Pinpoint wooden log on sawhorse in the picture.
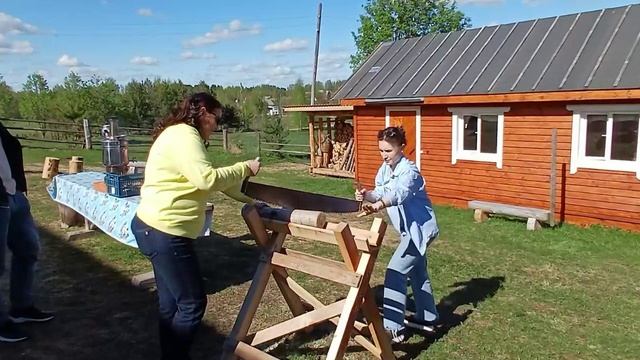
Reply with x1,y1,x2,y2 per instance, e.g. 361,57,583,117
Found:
222,204,395,360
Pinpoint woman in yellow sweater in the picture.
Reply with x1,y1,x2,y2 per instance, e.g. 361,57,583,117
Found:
131,92,260,360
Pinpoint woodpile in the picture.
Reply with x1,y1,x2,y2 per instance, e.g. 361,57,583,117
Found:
329,120,355,172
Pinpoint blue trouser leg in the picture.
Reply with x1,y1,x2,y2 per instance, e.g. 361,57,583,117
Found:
383,238,438,330
7,192,40,310
132,216,207,360
0,204,9,324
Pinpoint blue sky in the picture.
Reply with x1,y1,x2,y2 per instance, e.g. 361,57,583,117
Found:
0,0,635,89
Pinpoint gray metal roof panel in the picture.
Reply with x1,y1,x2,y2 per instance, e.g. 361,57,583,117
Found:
489,17,556,93
333,4,640,100
468,20,536,94
385,32,451,96
616,41,640,89
361,37,421,97
561,7,626,89
534,10,600,91
333,41,391,99
344,41,403,98
586,5,639,88
368,34,437,98
414,28,483,95
397,30,466,96
448,24,516,94
511,14,576,92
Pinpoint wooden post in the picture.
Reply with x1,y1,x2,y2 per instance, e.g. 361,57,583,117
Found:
82,119,92,149
42,157,60,179
257,131,261,158
68,159,83,174
549,128,557,227
308,114,315,169
222,128,228,151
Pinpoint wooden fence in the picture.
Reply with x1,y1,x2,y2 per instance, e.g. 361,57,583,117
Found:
0,117,226,151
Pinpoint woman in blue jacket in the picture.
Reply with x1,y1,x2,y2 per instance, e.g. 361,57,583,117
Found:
356,126,439,343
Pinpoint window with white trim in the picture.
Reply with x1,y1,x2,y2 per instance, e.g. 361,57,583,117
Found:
567,105,640,179
449,107,509,168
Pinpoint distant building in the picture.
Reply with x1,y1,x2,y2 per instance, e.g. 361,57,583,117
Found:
265,97,280,116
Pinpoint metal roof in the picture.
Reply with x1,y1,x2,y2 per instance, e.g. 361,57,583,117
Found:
334,4,640,100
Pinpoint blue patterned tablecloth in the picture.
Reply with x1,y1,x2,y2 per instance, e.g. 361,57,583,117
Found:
47,171,212,248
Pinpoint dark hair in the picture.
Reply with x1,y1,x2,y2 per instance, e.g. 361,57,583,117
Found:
377,126,406,147
152,92,222,141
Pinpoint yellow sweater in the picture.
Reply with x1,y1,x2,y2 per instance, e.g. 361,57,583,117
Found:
136,123,252,239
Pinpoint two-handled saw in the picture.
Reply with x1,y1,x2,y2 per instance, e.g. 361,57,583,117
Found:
240,178,361,213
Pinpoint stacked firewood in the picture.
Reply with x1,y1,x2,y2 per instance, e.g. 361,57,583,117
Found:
329,120,355,172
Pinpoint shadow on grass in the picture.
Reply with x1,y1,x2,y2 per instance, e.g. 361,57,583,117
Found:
395,276,506,359
0,227,260,360
265,276,505,359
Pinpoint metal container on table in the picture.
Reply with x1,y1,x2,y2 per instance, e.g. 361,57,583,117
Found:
101,117,129,174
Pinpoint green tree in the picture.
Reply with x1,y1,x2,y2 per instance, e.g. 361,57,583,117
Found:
122,80,153,128
262,114,289,157
0,76,19,118
288,79,307,129
350,0,470,69
52,72,87,121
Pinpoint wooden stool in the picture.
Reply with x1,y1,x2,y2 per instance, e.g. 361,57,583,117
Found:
222,204,395,360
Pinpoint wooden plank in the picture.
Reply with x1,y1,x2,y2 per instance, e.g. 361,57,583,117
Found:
361,290,395,360
333,222,360,271
272,270,307,319
271,249,362,288
287,222,370,251
65,229,96,241
422,89,640,104
222,232,286,360
234,341,279,360
326,253,374,360
249,300,346,346
130,270,155,289
549,128,557,227
468,200,551,221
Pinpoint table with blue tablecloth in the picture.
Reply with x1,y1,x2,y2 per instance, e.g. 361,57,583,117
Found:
47,171,213,287
47,171,213,248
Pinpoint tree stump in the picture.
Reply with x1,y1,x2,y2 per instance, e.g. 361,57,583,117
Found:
42,157,60,179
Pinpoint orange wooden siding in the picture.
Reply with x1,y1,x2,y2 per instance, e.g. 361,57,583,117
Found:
354,102,640,232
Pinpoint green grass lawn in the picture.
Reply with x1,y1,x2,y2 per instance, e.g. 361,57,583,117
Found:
13,148,640,359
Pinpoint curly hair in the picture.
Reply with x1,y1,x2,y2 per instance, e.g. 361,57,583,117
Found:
377,126,406,147
151,92,222,141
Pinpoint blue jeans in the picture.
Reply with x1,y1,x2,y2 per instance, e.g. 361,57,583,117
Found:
0,192,41,324
383,237,438,330
131,215,207,360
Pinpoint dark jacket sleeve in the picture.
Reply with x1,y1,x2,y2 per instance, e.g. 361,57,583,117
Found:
0,177,7,206
0,122,27,193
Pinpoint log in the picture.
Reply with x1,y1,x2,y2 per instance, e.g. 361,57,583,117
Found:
58,204,84,228
69,160,83,174
257,207,327,228
42,157,60,179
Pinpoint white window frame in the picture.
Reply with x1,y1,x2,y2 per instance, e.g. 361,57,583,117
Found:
567,104,640,180
385,106,421,170
449,107,509,169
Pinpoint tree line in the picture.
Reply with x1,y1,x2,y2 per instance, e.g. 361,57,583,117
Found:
0,72,346,132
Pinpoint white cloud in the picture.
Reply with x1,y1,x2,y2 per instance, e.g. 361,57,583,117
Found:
181,51,215,60
57,54,87,67
522,0,545,5
137,8,153,17
319,52,350,70
130,56,159,65
264,38,308,52
456,0,503,5
0,34,33,54
269,65,293,76
0,12,38,35
231,64,251,73
184,20,261,47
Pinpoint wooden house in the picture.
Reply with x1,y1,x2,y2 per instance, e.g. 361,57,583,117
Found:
333,4,640,231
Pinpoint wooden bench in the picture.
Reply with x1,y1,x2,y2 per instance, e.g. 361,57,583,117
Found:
468,200,551,230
